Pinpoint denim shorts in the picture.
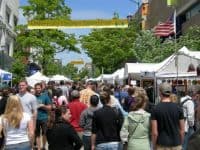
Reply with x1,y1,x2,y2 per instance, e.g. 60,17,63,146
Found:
5,142,31,150
96,142,122,150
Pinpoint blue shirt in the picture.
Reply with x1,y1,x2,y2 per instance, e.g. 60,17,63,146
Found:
36,93,51,121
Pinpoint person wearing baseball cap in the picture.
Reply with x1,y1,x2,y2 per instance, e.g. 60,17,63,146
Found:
151,82,185,150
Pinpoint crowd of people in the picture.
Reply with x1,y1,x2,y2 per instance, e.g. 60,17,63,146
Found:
0,79,200,150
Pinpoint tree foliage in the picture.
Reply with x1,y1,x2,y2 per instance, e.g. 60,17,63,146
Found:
81,26,138,73
132,31,175,63
62,63,78,80
10,51,27,84
13,0,78,77
21,0,71,20
178,26,200,51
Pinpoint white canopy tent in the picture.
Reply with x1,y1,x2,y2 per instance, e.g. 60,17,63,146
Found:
124,46,200,79
26,72,49,87
50,75,72,82
124,63,158,79
111,68,125,85
156,46,200,78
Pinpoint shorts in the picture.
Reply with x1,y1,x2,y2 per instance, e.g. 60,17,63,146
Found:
5,142,31,150
157,145,182,150
35,120,47,137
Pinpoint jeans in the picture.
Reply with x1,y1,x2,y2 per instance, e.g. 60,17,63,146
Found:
82,135,91,150
183,127,194,150
96,142,121,150
5,142,31,150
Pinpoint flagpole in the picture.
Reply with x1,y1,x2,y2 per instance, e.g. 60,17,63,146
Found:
174,8,179,96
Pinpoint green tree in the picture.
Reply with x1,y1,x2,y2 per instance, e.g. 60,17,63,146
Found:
178,26,200,50
15,0,79,76
10,51,27,84
22,0,71,20
62,63,78,80
132,30,175,63
78,67,89,79
81,27,138,73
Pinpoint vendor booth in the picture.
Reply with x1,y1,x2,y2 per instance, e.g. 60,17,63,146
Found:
0,69,12,88
50,75,72,82
124,46,200,103
26,71,49,87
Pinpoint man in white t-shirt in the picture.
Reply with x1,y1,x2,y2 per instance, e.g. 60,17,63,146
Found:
17,80,38,127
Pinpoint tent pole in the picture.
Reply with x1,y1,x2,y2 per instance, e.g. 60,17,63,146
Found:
174,9,179,96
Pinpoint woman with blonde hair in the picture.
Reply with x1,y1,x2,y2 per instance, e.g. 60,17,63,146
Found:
0,95,34,150
120,89,151,150
170,94,178,103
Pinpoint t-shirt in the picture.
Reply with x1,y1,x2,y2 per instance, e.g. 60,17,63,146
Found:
92,105,123,145
36,93,51,121
58,95,68,106
17,92,38,116
0,112,31,145
151,102,184,146
80,88,96,106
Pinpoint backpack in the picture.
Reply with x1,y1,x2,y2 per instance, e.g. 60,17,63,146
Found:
179,98,192,119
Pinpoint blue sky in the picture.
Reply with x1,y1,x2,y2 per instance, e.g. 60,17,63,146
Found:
19,0,138,66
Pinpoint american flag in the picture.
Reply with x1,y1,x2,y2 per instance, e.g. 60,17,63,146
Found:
154,11,176,37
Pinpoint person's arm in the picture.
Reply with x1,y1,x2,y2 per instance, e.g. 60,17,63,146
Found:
120,116,129,144
91,133,96,150
39,95,52,111
79,110,86,128
0,117,3,138
115,97,128,116
151,120,158,150
27,118,34,144
39,104,52,111
91,112,98,150
179,119,185,144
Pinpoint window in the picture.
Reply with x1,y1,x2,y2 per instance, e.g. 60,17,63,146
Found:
5,43,10,55
14,16,18,27
6,6,11,24
185,3,200,20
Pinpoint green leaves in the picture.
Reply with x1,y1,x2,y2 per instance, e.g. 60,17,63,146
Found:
14,0,78,77
81,27,137,73
21,0,71,20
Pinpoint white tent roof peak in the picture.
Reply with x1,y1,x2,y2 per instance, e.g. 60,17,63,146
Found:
178,46,200,60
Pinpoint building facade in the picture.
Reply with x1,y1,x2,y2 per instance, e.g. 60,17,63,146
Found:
145,0,200,34
0,0,19,69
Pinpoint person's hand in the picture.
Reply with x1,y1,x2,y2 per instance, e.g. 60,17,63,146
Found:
38,104,44,108
91,145,95,150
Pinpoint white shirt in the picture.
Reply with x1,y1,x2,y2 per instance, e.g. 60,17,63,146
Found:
0,112,31,145
180,95,195,132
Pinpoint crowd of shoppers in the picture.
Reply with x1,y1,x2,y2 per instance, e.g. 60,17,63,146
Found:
1,79,200,150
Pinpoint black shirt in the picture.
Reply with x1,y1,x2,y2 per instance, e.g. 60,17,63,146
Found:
92,105,123,145
46,120,82,150
151,102,184,146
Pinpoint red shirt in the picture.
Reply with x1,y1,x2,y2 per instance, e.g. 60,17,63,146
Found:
68,99,87,132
